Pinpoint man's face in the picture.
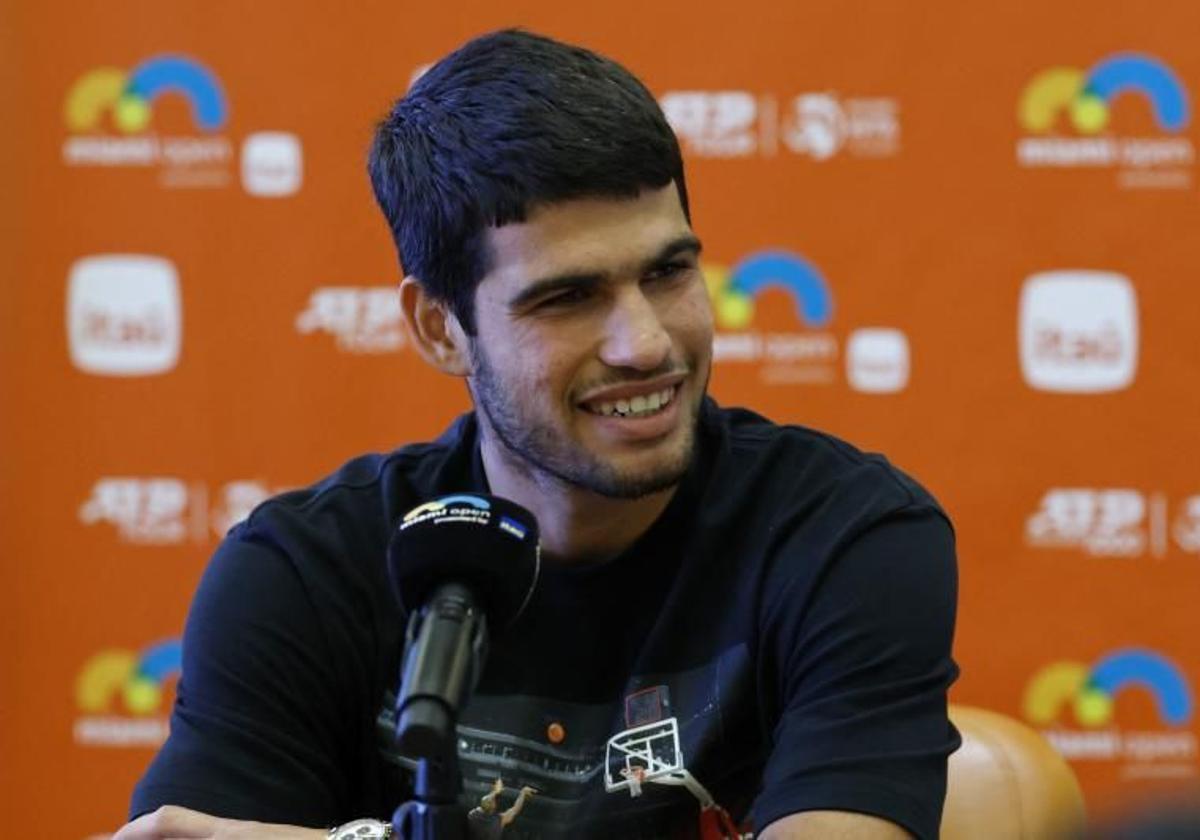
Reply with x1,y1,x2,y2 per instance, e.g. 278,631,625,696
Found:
466,183,713,499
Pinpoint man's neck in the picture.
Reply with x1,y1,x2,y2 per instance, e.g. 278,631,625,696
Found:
478,435,676,565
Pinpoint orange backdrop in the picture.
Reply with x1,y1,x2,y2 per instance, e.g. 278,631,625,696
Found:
4,1,1200,835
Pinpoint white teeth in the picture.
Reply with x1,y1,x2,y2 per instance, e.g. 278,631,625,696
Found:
587,386,676,417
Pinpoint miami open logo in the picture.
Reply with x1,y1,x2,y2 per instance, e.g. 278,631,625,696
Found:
74,639,182,747
1023,648,1197,772
65,55,228,136
1016,52,1194,188
62,53,302,194
704,250,908,392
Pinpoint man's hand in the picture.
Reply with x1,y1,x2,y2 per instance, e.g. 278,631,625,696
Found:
113,805,328,840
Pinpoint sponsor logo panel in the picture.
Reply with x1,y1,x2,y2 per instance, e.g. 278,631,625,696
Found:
1019,271,1138,394
704,250,909,392
661,90,900,161
67,255,182,377
1023,648,1197,778
296,286,406,353
79,478,285,545
74,639,181,748
1016,52,1194,189
1025,489,1200,558
63,53,302,195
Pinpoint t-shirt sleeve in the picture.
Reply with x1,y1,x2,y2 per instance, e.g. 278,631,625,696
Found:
751,506,961,840
129,526,355,826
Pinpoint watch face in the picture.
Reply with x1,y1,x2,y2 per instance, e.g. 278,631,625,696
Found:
330,818,391,839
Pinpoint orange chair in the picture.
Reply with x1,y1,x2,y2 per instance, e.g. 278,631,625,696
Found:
941,705,1086,839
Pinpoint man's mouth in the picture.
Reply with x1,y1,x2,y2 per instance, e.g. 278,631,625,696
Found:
580,385,677,418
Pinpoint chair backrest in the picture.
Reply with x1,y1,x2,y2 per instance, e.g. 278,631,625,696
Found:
941,705,1086,839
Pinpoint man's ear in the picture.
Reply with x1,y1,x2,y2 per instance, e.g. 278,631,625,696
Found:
399,276,471,376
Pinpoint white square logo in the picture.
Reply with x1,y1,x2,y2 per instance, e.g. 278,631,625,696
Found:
241,131,303,197
67,255,181,376
1019,271,1138,393
846,328,909,393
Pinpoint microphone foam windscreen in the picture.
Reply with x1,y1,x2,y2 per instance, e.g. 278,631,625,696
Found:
387,493,540,630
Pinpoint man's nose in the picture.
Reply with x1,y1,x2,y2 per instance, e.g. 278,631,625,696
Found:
598,286,671,371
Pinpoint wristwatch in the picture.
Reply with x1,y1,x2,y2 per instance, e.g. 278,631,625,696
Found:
327,818,394,839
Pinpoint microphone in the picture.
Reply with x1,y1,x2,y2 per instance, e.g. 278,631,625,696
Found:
387,493,540,761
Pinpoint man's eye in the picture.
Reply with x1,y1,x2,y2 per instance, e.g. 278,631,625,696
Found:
646,261,693,282
538,288,590,308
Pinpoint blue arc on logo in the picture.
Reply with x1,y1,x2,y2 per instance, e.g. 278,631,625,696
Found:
128,55,228,132
729,251,833,328
138,639,183,682
434,494,490,509
1085,53,1190,132
1091,648,1193,725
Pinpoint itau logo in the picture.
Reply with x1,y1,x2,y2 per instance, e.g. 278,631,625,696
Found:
1016,52,1193,188
67,255,182,377
1023,648,1196,772
74,639,181,747
63,54,301,194
704,250,909,391
1019,271,1138,394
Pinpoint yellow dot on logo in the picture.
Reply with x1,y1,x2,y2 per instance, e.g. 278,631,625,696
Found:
717,291,754,330
1070,93,1109,135
123,676,162,715
114,94,151,133
1074,687,1113,727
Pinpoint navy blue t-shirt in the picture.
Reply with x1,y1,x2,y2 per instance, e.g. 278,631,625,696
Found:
131,400,960,838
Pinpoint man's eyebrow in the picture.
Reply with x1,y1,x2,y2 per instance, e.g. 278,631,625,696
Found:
645,234,704,268
506,234,705,312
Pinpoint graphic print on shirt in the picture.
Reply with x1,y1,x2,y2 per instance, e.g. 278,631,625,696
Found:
375,647,759,839
605,686,751,839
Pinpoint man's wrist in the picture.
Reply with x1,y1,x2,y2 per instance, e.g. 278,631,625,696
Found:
327,818,393,839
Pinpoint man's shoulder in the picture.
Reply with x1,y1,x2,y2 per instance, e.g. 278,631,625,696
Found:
703,401,942,518
231,411,480,551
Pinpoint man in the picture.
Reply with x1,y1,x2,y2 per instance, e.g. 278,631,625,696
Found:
116,29,959,840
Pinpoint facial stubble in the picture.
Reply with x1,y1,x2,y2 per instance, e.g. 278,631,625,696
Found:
468,340,702,499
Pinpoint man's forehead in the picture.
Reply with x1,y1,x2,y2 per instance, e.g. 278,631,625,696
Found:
479,185,693,287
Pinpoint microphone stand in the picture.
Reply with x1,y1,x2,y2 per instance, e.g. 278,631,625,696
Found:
391,584,488,839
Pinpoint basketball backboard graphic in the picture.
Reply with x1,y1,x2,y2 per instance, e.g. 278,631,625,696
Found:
604,717,683,795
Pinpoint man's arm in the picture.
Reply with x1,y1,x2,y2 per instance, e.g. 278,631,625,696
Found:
113,805,325,840
129,523,364,824
752,506,960,839
760,810,912,839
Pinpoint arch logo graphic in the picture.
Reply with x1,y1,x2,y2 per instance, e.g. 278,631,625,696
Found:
1016,52,1194,189
705,251,833,332
1024,648,1197,768
62,54,302,194
65,55,228,135
74,639,181,747
703,250,909,392
1019,54,1189,136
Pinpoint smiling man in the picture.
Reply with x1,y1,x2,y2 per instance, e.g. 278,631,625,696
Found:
117,29,959,840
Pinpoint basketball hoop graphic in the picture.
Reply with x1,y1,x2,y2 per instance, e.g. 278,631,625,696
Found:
603,717,718,807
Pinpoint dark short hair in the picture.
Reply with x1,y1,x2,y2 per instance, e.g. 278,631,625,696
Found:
367,28,690,334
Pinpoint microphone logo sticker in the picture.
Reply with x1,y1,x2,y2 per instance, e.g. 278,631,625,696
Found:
499,516,528,540
401,494,492,529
